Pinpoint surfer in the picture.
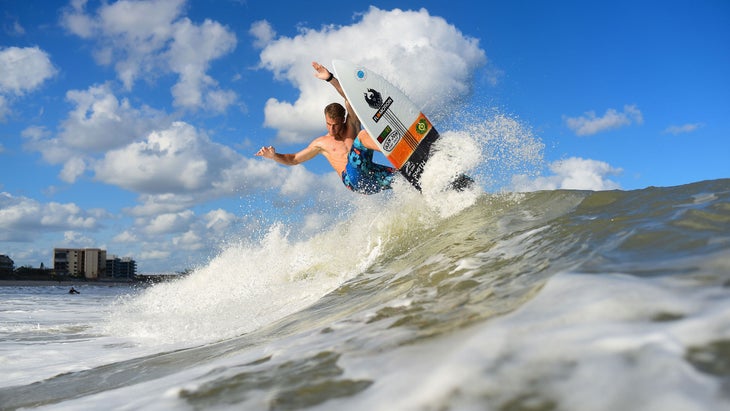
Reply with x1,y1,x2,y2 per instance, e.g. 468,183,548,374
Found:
255,62,395,194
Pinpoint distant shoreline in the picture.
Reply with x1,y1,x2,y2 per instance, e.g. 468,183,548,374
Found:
0,279,138,287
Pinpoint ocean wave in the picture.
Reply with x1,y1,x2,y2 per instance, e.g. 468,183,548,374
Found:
3,179,729,410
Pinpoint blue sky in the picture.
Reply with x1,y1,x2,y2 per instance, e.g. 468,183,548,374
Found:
1,0,728,272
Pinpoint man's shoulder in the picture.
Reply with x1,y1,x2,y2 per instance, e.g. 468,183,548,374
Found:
311,134,350,152
309,135,333,150
311,134,331,144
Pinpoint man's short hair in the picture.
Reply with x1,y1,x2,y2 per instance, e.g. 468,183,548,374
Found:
324,103,346,122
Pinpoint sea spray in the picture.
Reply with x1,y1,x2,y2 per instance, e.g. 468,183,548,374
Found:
437,106,546,191
105,223,366,345
105,189,458,346
414,108,546,217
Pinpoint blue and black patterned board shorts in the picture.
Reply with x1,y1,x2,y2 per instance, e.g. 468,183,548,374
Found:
341,137,396,194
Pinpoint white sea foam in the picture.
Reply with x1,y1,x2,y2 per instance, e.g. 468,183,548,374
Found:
103,182,459,346
105,224,365,345
418,131,482,218
0,286,144,388
339,272,730,411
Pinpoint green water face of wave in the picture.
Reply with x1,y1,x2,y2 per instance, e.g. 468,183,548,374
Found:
340,179,730,342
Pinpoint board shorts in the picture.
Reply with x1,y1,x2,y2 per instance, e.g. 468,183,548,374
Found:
341,137,396,194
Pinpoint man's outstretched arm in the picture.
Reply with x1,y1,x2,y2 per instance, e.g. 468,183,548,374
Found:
312,61,361,131
312,61,346,98
255,143,320,166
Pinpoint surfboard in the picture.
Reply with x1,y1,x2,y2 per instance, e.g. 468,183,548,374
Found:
333,60,471,191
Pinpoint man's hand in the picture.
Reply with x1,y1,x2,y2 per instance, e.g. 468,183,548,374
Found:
312,61,332,81
255,145,276,159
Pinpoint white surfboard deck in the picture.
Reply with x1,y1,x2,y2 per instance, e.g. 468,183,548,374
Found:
333,60,441,190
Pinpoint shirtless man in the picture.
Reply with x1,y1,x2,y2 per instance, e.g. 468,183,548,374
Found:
255,62,395,194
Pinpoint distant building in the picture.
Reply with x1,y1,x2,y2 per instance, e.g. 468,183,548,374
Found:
106,255,137,279
0,254,14,275
53,248,107,280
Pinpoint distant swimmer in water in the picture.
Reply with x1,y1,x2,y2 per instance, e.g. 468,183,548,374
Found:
69,287,80,294
255,61,395,194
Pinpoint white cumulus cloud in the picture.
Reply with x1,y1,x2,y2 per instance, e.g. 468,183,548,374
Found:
91,120,283,214
60,84,166,151
564,105,643,136
0,192,102,241
663,123,703,135
0,46,56,95
142,210,195,235
256,6,488,143
0,95,8,121
0,46,56,120
204,209,238,234
95,121,228,193
511,157,622,192
112,230,138,243
61,0,237,112
22,84,168,183
249,20,276,49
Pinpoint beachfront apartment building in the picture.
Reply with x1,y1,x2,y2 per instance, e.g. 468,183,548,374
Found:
0,254,14,275
106,255,137,279
53,248,107,280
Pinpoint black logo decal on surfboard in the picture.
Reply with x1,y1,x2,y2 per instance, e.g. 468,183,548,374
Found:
372,96,393,123
364,88,383,109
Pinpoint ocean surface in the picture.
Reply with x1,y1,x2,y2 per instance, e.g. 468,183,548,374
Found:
1,174,729,410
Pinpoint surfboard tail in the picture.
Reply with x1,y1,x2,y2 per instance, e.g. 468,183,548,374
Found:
397,126,440,190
